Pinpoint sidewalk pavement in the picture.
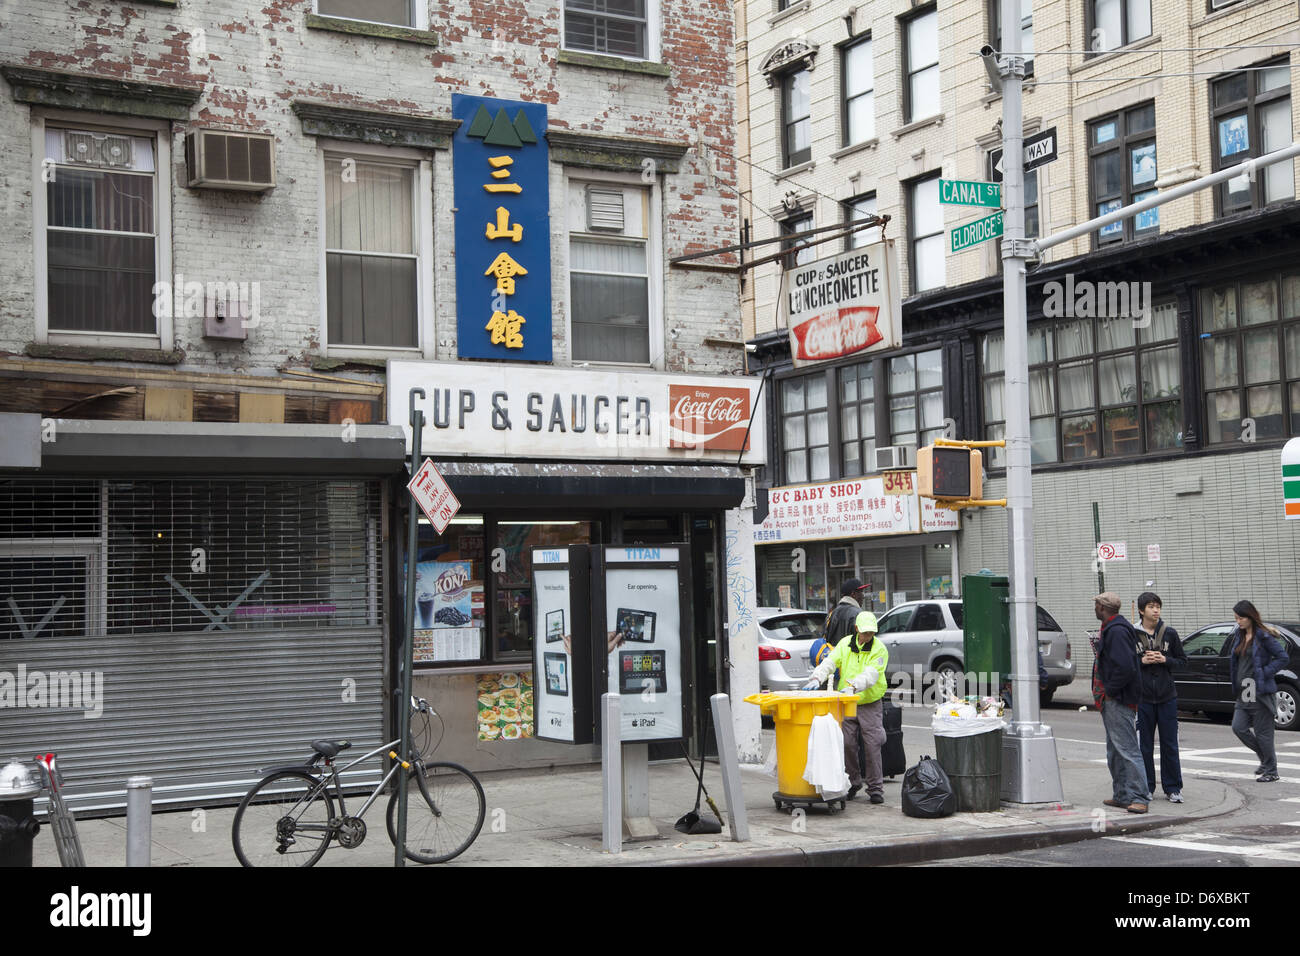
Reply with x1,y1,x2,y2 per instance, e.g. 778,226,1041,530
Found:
32,716,1244,868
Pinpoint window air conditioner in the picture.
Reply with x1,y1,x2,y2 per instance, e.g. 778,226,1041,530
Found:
873,445,914,472
828,546,852,568
185,129,276,192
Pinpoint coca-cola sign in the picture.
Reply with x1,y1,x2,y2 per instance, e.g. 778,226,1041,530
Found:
780,240,902,367
668,385,752,450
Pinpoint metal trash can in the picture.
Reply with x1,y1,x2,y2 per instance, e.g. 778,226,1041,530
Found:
935,727,1003,812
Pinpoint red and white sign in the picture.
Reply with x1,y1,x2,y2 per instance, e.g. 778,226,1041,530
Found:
1147,544,1160,562
1097,541,1128,562
408,458,461,534
780,240,902,368
754,476,958,544
668,384,751,450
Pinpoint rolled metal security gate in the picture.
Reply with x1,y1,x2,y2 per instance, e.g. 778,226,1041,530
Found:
0,477,386,814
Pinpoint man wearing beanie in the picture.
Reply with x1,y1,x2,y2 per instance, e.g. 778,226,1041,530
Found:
1092,591,1147,814
824,577,869,648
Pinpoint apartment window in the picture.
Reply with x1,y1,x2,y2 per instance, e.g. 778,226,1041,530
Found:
324,155,419,349
781,68,812,167
1201,271,1300,444
889,349,944,449
780,212,816,269
782,374,830,483
982,306,1182,465
839,361,876,476
1212,60,1293,215
842,36,874,145
563,0,648,59
903,8,940,123
1089,103,1157,246
43,125,160,339
843,194,881,250
990,0,1033,75
1088,0,1151,54
317,0,415,27
570,181,653,364
908,175,945,293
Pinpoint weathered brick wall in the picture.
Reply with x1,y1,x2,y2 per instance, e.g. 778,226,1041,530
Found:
0,0,741,375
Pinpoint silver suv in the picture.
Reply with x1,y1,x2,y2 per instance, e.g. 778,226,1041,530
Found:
875,598,1075,705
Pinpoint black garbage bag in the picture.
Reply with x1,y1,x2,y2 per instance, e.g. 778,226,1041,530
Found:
901,755,958,819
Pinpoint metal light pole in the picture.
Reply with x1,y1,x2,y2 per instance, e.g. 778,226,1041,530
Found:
995,0,1063,803
395,387,425,866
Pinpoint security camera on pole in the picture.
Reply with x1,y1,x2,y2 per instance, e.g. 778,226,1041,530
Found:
983,8,1065,804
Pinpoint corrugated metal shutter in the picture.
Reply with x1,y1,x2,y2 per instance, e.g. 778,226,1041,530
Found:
0,477,385,815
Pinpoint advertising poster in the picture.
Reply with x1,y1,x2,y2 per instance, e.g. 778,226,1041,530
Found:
476,672,533,741
605,547,683,741
414,560,482,663
532,549,575,742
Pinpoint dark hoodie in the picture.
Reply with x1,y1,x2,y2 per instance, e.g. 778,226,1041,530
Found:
1136,620,1186,705
1099,613,1142,707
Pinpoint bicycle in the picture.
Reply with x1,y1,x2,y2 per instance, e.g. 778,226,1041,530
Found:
231,697,485,867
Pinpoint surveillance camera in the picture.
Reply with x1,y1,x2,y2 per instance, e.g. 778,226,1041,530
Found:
979,45,1003,93
744,343,758,353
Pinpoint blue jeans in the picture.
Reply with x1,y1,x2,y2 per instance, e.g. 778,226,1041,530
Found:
1137,698,1183,795
1102,698,1147,805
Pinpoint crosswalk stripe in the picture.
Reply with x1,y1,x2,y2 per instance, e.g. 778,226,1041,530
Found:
1282,797,1300,803
1105,835,1300,862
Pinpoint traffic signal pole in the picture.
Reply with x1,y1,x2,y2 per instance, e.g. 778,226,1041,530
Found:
995,1,1064,803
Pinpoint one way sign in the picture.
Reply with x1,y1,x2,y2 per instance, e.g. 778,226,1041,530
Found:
990,126,1058,183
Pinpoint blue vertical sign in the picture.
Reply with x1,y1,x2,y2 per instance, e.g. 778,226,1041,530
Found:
452,94,551,362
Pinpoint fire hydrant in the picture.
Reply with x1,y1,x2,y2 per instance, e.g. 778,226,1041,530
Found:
0,759,41,867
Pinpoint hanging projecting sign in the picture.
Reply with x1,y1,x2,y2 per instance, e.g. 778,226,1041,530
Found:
778,240,903,368
452,94,551,362
387,360,767,465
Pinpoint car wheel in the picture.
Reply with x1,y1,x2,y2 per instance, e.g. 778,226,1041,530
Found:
1274,681,1299,732
933,659,963,700
1039,686,1055,707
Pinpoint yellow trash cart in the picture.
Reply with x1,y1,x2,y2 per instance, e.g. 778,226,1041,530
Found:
745,691,859,813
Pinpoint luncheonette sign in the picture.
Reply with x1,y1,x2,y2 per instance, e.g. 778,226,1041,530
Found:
387,361,766,465
754,476,959,543
779,240,902,368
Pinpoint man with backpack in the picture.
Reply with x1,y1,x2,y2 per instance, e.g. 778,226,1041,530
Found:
1092,591,1147,814
824,578,869,648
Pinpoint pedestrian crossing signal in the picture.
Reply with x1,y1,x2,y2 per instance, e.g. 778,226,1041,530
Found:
917,445,983,500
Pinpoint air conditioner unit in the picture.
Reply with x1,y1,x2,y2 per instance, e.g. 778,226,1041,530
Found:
874,445,914,472
185,129,276,192
828,546,852,568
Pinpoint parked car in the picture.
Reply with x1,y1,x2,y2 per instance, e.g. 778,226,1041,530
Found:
1175,621,1300,731
756,606,825,691
873,598,1075,705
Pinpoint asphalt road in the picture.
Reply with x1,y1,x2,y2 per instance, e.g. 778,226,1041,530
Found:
921,685,1300,867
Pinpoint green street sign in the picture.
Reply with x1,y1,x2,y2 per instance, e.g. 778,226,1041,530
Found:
940,179,1001,207
951,211,1004,253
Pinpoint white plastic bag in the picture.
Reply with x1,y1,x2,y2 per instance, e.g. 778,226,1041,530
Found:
803,713,850,799
931,715,1007,737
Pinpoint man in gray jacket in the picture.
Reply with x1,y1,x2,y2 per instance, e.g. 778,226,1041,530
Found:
824,578,868,647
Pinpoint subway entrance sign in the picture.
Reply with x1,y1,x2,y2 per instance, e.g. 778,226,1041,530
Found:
951,210,1004,253
940,179,1001,208
1284,437,1300,518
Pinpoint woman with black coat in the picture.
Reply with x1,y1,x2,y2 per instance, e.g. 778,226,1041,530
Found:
1227,600,1290,783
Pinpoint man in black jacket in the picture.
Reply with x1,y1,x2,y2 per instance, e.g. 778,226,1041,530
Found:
824,578,868,647
1094,592,1148,814
1135,591,1186,803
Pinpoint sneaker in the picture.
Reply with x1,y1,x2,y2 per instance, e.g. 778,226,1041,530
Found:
1255,765,1265,775
869,793,884,805
847,783,862,800
1126,802,1149,814
1168,792,1183,804
1147,792,1155,802
1257,773,1280,783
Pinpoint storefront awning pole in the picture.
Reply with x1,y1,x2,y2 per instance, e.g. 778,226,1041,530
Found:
395,387,426,867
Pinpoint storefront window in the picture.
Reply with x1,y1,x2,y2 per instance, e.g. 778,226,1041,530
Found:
803,545,828,612
492,520,593,661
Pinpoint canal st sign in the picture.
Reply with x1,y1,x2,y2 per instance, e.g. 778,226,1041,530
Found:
778,240,903,368
940,179,1001,208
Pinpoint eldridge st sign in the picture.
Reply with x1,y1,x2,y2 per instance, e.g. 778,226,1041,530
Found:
778,240,903,367
387,361,766,464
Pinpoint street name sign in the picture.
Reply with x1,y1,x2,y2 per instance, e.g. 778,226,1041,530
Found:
990,127,1059,183
951,210,1004,252
940,179,1001,207
408,457,461,533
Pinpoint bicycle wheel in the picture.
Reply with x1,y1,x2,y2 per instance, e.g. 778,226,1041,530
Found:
386,761,486,864
232,770,335,868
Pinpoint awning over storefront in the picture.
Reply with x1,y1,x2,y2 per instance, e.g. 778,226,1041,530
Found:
22,420,408,475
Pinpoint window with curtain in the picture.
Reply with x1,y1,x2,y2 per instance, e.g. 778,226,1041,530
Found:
903,8,940,122
842,35,874,145
843,194,880,250
839,361,876,476
318,0,413,27
781,67,812,167
563,0,648,59
1088,0,1151,54
1212,60,1293,215
45,127,158,336
889,349,944,449
1201,270,1300,444
782,373,830,483
981,326,1057,466
324,156,418,348
780,212,816,269
1089,103,1157,246
569,181,651,364
909,175,945,293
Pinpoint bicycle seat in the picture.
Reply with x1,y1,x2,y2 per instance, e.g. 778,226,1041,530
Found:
310,739,351,758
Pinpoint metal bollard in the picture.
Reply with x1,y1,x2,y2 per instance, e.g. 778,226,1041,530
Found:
601,693,621,854
126,775,153,867
0,760,41,868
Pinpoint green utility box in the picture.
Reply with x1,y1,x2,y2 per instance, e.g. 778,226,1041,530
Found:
962,573,1011,677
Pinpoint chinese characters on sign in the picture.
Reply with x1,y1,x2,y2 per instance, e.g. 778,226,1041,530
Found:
453,95,551,361
754,476,958,543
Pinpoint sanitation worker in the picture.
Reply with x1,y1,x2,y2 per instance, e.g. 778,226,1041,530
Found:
804,611,890,803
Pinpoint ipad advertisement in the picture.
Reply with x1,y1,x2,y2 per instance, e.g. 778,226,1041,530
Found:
605,548,683,742
532,551,575,742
